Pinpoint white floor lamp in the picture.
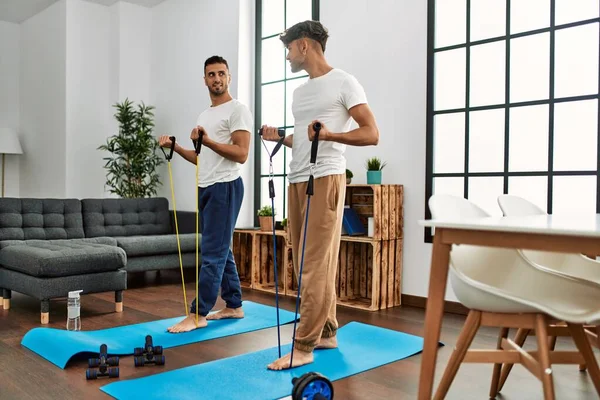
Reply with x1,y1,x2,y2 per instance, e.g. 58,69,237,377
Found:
0,128,23,198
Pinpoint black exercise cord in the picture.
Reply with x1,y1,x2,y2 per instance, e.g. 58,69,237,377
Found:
290,122,321,368
258,127,286,358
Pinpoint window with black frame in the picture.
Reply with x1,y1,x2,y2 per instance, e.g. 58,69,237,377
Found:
425,0,600,240
254,0,319,226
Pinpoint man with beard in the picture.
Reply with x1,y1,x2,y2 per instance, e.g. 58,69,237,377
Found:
261,21,379,369
158,55,253,333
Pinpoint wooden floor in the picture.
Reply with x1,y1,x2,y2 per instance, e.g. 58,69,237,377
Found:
1,269,598,400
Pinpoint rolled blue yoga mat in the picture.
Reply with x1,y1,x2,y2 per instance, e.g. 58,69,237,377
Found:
21,301,298,369
100,321,427,400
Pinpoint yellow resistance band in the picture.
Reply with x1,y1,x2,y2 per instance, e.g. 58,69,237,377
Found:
167,161,188,317
195,157,200,326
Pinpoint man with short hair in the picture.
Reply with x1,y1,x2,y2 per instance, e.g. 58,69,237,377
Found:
262,21,380,369
159,55,253,333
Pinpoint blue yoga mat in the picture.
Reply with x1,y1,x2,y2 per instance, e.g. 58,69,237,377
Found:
100,321,425,400
21,301,297,369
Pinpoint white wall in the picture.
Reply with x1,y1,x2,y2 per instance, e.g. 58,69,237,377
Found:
65,0,111,198
19,0,67,198
0,21,20,197
321,1,453,300
151,0,254,227
109,2,152,104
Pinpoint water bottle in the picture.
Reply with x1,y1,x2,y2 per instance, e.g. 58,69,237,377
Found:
67,290,83,331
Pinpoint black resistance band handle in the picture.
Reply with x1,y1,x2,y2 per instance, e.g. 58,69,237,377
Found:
259,128,286,159
160,136,176,161
192,131,203,155
306,122,322,196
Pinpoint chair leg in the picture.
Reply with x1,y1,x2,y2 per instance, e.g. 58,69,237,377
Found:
0,288,3,309
489,327,509,398
3,289,11,310
115,290,123,313
498,327,530,392
433,310,482,400
535,314,555,400
41,300,49,325
568,323,600,396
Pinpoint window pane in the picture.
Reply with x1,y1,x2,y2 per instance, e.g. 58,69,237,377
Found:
510,33,549,103
468,177,504,216
469,109,505,172
555,24,599,98
262,37,285,83
433,177,464,197
553,176,597,214
286,77,308,127
511,0,550,34
259,136,286,176
508,176,548,213
260,176,285,220
470,0,505,42
556,0,599,25
470,41,505,107
434,48,466,111
261,82,285,128
509,105,549,171
286,0,311,29
262,0,284,37
434,113,465,173
553,100,598,171
435,0,466,48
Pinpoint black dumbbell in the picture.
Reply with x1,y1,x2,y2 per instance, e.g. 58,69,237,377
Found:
134,335,166,367
86,344,119,380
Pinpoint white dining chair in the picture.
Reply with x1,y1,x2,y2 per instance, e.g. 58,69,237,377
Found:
429,194,600,399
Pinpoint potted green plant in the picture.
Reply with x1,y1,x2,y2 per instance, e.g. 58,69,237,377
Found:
281,217,288,233
365,157,387,184
257,205,275,231
98,98,164,198
346,168,353,185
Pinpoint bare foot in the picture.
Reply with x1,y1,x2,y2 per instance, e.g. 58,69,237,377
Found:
167,315,207,333
267,349,314,370
315,336,337,349
206,307,244,320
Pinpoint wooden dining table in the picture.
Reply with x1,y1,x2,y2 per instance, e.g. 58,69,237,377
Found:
417,213,600,399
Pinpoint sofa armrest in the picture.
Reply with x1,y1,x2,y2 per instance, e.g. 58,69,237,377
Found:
170,210,201,235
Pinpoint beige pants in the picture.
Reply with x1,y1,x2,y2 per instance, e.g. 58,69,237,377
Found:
288,173,345,352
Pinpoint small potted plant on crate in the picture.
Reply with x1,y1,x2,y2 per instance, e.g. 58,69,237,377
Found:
365,157,387,184
281,218,288,233
257,205,275,231
346,168,353,184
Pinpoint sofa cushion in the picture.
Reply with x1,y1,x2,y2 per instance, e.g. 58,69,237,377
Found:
0,237,117,250
115,234,200,257
0,240,126,278
0,198,84,241
82,198,172,238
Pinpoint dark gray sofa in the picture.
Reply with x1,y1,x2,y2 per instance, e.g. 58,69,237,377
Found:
0,197,201,324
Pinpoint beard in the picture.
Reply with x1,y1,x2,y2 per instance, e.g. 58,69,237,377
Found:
209,83,227,96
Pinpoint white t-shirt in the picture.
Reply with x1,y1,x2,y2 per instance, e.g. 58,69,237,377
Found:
195,99,253,188
288,68,368,183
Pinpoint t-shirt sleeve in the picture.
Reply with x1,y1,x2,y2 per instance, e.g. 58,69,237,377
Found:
341,75,368,110
230,103,254,133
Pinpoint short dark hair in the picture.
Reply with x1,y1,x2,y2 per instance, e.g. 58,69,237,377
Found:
279,20,329,52
204,55,229,73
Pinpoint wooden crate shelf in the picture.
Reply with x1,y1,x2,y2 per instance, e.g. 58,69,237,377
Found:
345,184,403,240
232,184,403,312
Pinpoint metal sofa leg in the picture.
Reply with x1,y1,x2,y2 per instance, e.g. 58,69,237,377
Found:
115,290,123,313
41,299,49,324
3,289,11,310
